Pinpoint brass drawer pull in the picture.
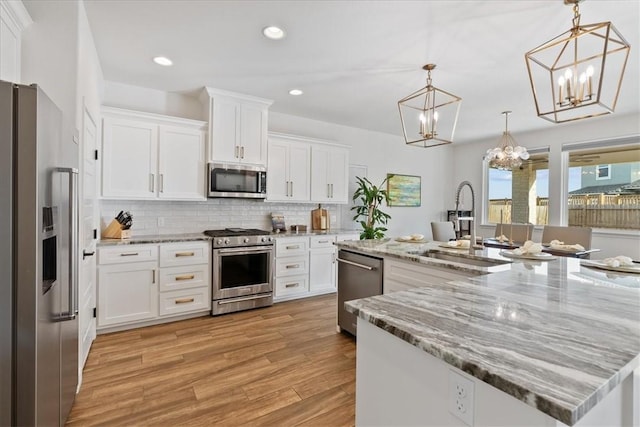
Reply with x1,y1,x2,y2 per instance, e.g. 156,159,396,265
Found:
285,283,299,288
285,245,300,250
285,264,300,269
175,252,195,257
175,298,195,304
120,252,139,257
175,274,195,281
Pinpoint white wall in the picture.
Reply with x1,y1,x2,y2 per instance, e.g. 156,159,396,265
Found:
451,112,640,259
76,0,103,128
102,81,203,120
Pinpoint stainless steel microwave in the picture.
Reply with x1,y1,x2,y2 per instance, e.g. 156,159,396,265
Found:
208,163,267,198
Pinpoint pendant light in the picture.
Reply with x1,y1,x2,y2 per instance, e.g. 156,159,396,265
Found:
525,0,631,123
398,64,462,148
485,111,529,171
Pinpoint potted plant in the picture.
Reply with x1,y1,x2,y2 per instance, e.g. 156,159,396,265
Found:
351,176,392,239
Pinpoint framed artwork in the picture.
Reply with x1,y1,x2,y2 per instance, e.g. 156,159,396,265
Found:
387,174,421,207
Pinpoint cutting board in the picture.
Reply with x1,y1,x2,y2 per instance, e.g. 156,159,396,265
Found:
311,206,328,230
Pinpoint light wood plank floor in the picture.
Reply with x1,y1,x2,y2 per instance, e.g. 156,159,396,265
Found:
67,294,356,426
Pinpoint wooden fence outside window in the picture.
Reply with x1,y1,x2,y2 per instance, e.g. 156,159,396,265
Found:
488,194,640,229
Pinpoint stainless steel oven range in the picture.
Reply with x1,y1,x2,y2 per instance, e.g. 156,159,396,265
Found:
204,228,274,315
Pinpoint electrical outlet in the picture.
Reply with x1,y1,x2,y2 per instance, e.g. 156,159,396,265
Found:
157,217,165,227
449,370,474,426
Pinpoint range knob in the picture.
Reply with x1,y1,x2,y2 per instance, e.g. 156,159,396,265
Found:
224,238,230,245
268,237,273,242
261,237,267,242
244,237,250,243
216,239,223,245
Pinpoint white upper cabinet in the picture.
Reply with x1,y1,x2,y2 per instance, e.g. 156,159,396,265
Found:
0,0,32,83
200,87,272,165
158,125,206,200
102,117,158,199
310,144,349,203
266,134,311,202
101,107,206,200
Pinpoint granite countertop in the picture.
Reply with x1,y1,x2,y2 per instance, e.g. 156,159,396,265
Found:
341,239,640,425
97,233,212,246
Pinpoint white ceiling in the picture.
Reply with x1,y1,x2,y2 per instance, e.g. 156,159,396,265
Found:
84,0,639,143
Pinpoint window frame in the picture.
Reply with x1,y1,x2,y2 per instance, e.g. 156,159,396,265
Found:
561,136,640,229
481,146,550,225
595,164,612,180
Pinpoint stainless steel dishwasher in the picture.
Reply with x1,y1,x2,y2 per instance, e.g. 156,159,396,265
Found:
337,249,383,336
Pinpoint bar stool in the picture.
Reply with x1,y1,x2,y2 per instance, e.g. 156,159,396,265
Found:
494,223,534,244
431,221,456,241
541,225,592,250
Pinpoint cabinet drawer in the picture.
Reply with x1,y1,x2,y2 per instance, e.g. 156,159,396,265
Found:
310,235,336,248
159,287,210,316
275,238,308,257
275,275,309,297
275,256,308,277
159,264,209,292
98,244,158,265
159,242,209,267
336,234,360,242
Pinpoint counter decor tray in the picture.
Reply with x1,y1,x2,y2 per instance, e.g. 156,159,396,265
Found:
580,260,640,274
499,250,557,261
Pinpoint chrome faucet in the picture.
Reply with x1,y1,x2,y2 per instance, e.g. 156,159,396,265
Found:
454,181,476,255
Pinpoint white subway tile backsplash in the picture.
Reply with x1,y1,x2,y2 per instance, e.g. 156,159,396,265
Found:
101,199,342,236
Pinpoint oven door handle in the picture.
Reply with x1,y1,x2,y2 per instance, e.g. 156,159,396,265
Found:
217,246,273,254
217,294,272,305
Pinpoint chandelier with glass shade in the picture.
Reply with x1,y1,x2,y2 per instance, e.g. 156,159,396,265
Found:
397,64,462,148
524,0,631,123
486,111,529,171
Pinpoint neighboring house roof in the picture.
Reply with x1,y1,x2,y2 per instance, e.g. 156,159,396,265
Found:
621,179,640,192
569,183,630,195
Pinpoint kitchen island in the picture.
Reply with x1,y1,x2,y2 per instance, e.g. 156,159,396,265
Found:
337,239,640,426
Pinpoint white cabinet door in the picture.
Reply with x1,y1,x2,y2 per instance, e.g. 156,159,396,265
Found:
288,143,311,202
327,147,349,203
211,97,240,163
102,117,158,199
310,144,349,203
309,247,337,293
97,261,158,327
310,145,330,202
239,103,267,165
158,125,205,200
266,140,290,201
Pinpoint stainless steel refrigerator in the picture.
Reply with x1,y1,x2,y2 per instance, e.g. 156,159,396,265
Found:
0,80,79,426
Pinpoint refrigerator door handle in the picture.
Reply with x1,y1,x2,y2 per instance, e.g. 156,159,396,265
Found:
54,167,79,321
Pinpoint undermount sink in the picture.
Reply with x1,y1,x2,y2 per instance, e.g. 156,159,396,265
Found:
418,249,512,268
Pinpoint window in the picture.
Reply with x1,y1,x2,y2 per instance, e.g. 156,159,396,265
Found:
485,149,549,225
595,164,611,180
565,141,640,230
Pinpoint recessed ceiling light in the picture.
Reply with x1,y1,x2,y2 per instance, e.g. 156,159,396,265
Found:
263,26,285,40
288,89,303,96
153,56,173,66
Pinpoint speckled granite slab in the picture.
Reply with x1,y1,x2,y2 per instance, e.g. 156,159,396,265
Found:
345,251,640,425
97,233,212,246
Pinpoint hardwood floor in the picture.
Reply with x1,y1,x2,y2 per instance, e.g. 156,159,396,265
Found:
66,294,356,426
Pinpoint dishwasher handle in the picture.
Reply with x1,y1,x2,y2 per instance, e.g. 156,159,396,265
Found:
337,257,375,271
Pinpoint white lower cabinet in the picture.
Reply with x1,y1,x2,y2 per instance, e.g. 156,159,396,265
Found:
274,233,358,302
98,260,158,327
97,241,210,331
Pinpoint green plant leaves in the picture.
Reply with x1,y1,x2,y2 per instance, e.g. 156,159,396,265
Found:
351,176,392,240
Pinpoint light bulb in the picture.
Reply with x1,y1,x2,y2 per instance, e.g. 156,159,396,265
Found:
520,151,530,160
433,111,439,122
558,76,565,86
504,146,514,155
564,68,573,80
419,113,426,124
513,146,524,155
579,73,586,84
586,65,594,77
